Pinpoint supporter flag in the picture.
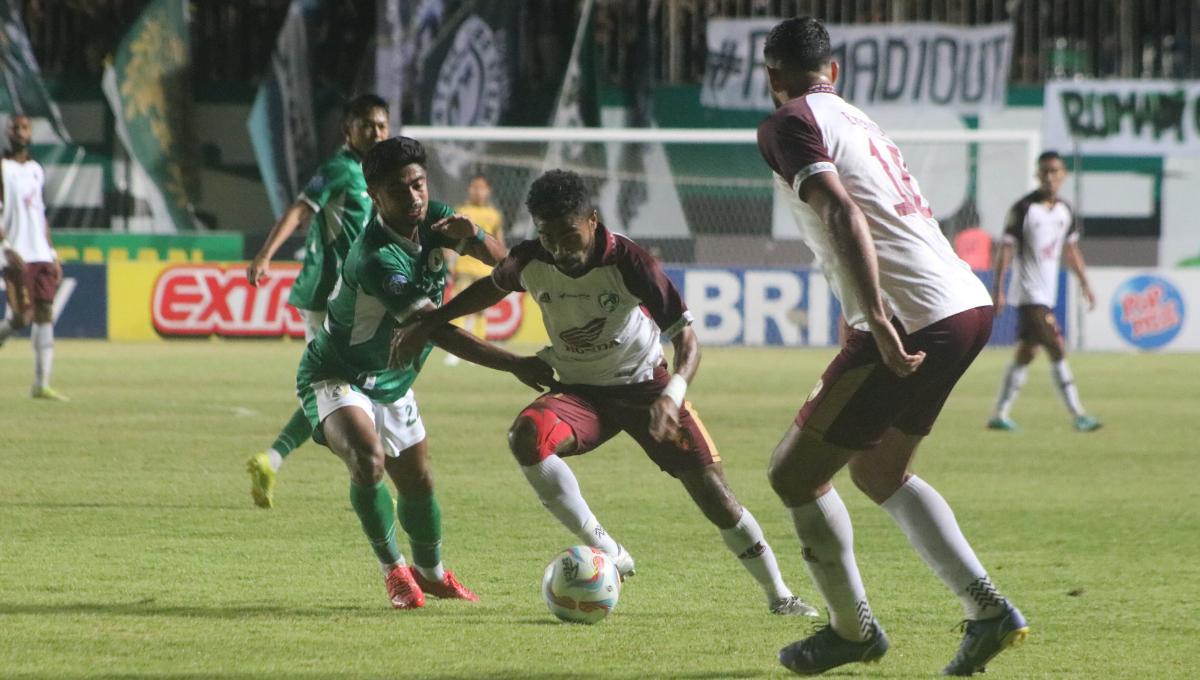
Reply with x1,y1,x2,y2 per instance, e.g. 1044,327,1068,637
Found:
102,0,200,232
249,0,344,218
0,0,70,141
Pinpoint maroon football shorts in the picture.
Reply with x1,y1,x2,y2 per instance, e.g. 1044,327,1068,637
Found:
1016,304,1064,349
795,305,994,450
524,365,721,477
3,261,59,317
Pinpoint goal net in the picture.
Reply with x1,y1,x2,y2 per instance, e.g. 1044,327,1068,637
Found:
402,123,1040,267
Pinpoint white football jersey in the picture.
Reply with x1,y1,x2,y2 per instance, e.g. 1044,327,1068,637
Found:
758,84,991,333
1,157,53,263
1003,191,1077,307
491,225,693,386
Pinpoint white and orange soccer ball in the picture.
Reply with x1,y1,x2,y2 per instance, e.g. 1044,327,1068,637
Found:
541,546,621,624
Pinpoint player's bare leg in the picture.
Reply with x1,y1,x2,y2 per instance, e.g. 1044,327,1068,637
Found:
989,341,1036,431
848,427,1028,676
508,408,634,577
1041,326,1100,432
322,406,423,609
384,440,477,602
678,462,817,616
0,279,27,346
29,301,66,401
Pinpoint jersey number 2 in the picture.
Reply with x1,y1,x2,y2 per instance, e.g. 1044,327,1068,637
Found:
869,139,933,219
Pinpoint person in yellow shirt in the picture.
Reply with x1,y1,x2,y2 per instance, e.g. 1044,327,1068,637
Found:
446,174,505,364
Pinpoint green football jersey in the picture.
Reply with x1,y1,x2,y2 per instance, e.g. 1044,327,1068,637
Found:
288,146,374,311
297,201,460,405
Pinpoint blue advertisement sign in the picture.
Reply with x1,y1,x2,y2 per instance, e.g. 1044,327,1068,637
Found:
664,266,810,346
0,263,108,338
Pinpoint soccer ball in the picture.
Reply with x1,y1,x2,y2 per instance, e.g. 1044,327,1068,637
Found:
541,546,621,624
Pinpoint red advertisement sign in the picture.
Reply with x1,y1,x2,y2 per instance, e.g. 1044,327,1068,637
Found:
152,264,305,338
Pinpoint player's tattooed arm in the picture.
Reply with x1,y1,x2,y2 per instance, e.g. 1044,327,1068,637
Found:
650,325,701,443
800,171,924,377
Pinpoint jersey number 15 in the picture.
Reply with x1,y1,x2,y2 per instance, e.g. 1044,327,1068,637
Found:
869,139,933,219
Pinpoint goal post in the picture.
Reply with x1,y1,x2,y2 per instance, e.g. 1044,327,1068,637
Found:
401,124,1041,266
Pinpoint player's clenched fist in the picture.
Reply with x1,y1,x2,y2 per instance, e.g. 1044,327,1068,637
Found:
429,214,479,241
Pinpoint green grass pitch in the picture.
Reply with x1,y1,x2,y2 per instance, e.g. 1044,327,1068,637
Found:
1,340,1197,679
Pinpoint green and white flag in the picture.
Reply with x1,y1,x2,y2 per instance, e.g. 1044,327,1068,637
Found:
0,0,70,141
102,0,199,232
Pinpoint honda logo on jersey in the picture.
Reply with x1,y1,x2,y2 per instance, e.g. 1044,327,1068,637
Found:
558,317,618,354
152,264,305,338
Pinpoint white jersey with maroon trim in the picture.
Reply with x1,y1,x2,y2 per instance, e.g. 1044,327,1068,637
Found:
491,224,693,387
1,157,53,263
1003,190,1077,307
757,85,990,334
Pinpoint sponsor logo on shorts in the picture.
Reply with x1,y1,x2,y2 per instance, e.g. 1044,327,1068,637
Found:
152,265,304,338
1111,274,1185,350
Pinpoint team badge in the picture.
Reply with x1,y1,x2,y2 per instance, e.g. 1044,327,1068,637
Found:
427,249,445,272
599,292,620,313
385,273,409,295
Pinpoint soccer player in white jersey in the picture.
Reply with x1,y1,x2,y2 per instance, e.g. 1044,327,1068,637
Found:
756,18,1027,676
0,115,66,401
391,169,820,617
988,151,1100,433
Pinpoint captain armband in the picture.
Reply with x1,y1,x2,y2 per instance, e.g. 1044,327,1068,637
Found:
661,311,694,340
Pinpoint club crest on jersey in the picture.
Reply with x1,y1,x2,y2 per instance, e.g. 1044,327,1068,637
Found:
427,249,445,273
385,273,409,295
599,292,620,313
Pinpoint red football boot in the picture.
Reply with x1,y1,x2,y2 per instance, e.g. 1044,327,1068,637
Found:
384,564,425,609
409,567,480,602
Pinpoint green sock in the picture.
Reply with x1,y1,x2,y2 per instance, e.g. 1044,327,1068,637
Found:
270,408,313,458
397,492,442,569
349,481,402,566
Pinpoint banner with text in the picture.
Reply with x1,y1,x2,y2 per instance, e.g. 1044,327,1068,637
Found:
1044,79,1200,156
701,21,1011,113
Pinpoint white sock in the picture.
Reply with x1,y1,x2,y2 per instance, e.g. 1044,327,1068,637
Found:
719,507,792,603
379,554,407,574
415,563,446,582
266,448,285,472
31,322,54,390
789,488,873,641
1050,360,1085,418
993,362,1028,420
521,456,620,556
881,476,1007,620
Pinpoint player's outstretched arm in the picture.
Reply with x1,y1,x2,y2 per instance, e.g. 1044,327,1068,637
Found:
389,276,510,367
247,200,315,286
650,325,701,443
801,171,924,377
428,323,556,391
1064,242,1095,310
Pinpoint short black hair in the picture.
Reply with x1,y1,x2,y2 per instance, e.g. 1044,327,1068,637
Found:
526,169,591,221
763,17,832,72
344,93,388,122
1038,150,1064,165
363,136,425,188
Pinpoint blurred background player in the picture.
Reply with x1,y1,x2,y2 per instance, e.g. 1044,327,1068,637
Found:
392,169,820,617
0,114,66,401
988,151,1101,433
243,94,389,508
443,173,505,366
757,18,1026,676
295,135,525,608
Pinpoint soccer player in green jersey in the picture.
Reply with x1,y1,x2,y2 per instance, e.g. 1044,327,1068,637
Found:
296,135,549,608
245,94,388,509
